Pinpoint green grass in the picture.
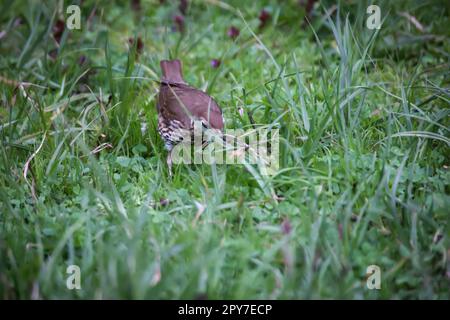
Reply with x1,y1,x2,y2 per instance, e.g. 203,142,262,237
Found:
0,0,449,299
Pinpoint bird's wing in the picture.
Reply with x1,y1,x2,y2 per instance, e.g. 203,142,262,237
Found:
162,84,224,130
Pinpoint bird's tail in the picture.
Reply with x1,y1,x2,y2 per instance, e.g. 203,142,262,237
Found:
160,59,186,84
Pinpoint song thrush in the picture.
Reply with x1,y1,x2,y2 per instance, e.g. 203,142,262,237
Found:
157,59,224,175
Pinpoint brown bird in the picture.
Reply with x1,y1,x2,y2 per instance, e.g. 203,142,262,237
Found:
157,59,224,175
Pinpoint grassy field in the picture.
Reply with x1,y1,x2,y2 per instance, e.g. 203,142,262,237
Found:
0,0,449,299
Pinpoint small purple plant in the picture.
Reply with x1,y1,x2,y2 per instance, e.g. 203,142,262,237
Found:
78,55,87,66
53,19,65,44
179,0,188,15
128,37,144,56
173,15,185,32
210,59,221,68
131,0,141,12
258,9,271,29
281,218,292,235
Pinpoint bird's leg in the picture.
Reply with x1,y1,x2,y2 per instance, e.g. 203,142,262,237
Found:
167,149,173,177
